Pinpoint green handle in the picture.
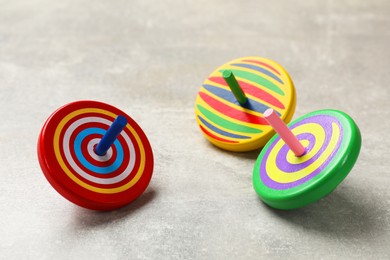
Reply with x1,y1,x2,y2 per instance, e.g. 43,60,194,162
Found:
222,70,248,105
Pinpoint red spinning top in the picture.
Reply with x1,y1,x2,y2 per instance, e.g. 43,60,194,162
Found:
37,100,154,210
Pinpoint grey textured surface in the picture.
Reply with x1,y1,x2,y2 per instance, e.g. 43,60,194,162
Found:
1,0,389,259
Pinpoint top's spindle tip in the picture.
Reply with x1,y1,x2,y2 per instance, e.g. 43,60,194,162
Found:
222,69,233,79
115,115,128,128
263,108,274,118
264,108,305,157
222,69,248,105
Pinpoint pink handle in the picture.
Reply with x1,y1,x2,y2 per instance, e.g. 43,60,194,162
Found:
264,109,305,157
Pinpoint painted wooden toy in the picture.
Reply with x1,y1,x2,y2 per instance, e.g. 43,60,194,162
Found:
253,109,361,210
37,100,154,210
195,56,296,152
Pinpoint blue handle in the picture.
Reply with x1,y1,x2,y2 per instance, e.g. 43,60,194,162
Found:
95,115,127,156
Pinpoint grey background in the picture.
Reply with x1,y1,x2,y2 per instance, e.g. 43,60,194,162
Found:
1,0,389,259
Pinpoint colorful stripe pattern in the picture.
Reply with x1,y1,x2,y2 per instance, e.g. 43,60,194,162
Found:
195,56,295,151
38,101,154,210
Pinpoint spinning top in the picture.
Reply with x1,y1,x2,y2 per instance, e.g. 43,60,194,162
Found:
195,56,296,152
253,109,361,209
37,100,154,210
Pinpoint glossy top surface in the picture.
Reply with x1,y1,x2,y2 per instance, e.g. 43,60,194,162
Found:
253,110,361,209
38,100,154,210
195,56,296,152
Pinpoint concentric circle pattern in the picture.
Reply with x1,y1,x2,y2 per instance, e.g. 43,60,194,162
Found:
261,114,343,190
195,56,296,152
253,110,361,210
38,101,154,210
